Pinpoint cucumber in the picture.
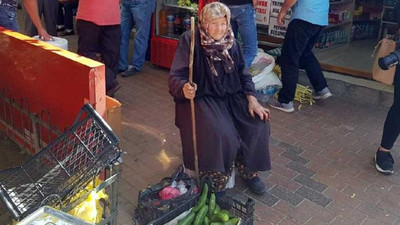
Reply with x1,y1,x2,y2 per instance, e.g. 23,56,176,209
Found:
193,183,209,212
223,218,239,225
193,205,208,225
213,204,220,215
177,211,196,225
210,211,229,223
204,216,210,225
208,193,216,217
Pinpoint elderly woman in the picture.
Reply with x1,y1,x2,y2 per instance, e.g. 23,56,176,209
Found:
168,2,271,195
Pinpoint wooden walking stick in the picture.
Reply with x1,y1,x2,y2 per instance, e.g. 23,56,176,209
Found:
188,17,200,185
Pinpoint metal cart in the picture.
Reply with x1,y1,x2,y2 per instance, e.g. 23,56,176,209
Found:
0,103,122,225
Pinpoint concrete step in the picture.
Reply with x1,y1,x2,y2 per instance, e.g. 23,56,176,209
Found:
298,70,394,109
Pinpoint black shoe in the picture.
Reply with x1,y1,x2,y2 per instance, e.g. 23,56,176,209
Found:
61,30,74,36
375,149,394,175
245,177,267,195
57,26,65,32
106,82,121,97
121,67,140,77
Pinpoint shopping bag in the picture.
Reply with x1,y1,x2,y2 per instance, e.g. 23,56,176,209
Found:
372,38,396,85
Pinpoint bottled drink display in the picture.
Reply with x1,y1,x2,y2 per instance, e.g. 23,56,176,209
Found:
315,28,348,49
166,13,175,36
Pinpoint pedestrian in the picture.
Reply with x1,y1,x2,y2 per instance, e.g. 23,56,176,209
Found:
168,2,271,195
76,0,121,97
0,0,52,40
219,0,258,68
119,0,155,77
268,0,332,113
22,0,58,37
57,0,79,36
375,67,400,174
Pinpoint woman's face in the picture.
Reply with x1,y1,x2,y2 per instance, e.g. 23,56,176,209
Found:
207,17,228,40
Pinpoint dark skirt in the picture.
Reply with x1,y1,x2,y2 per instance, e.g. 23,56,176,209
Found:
176,92,271,174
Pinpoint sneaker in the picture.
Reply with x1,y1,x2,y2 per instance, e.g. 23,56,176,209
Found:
313,87,332,100
106,82,121,97
245,177,267,195
268,98,294,113
375,149,394,174
60,29,74,36
121,67,140,77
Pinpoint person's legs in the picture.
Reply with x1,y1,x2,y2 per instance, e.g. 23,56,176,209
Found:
63,1,78,31
42,0,58,36
77,19,101,59
376,67,400,174
100,24,121,92
0,7,19,31
23,0,44,36
278,19,316,104
56,3,64,30
130,0,154,71
228,4,257,68
299,26,328,93
118,0,134,72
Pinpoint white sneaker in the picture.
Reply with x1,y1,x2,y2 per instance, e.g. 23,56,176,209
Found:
268,98,294,113
313,87,332,100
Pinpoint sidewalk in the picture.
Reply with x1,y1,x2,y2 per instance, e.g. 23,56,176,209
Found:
115,62,400,225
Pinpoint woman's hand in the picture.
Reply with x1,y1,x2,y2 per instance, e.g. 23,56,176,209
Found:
247,95,270,121
182,82,197,99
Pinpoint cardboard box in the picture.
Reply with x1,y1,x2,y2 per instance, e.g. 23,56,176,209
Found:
268,16,289,39
255,0,271,25
105,96,122,139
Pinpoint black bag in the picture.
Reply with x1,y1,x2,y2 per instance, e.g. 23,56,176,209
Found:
134,166,197,225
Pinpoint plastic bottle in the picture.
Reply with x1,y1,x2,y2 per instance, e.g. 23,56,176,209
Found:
183,14,191,31
159,9,168,35
166,13,175,37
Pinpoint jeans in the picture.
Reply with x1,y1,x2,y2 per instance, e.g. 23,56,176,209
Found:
228,4,258,68
77,19,121,91
278,19,328,103
119,0,155,72
381,67,400,150
0,7,19,31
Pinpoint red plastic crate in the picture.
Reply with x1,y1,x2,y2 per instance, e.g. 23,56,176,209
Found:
150,36,179,69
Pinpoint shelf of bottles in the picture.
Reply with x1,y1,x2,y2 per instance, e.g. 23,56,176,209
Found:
156,0,198,40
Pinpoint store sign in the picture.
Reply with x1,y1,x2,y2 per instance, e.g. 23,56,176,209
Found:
270,0,292,19
255,0,270,25
268,16,289,38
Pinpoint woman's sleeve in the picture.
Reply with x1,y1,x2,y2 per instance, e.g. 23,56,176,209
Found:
168,32,191,100
235,41,256,96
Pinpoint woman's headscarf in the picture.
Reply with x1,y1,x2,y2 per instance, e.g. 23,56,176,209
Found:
199,2,235,76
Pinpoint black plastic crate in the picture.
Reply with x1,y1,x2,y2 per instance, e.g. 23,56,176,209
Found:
146,191,254,225
0,103,121,220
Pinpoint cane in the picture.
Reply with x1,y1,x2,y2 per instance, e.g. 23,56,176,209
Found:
188,17,200,185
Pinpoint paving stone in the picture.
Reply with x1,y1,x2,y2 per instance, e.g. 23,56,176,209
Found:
277,142,303,154
281,150,309,165
269,185,304,206
294,174,328,193
286,161,316,177
244,189,279,207
295,186,332,208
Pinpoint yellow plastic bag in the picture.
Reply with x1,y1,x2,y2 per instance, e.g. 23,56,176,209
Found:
68,177,108,223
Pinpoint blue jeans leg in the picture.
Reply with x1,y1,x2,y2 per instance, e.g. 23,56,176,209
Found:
130,0,154,71
119,2,134,71
229,4,258,68
0,7,19,32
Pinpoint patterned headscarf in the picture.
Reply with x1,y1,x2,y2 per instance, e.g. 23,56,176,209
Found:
199,2,235,76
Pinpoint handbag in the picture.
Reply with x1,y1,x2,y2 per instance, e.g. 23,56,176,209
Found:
372,37,397,85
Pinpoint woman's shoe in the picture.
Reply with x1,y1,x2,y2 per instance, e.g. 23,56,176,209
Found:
245,177,267,195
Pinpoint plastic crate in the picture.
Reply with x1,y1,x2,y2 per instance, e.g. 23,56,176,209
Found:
146,192,255,225
0,103,121,220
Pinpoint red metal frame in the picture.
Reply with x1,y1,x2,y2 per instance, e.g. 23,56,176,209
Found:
150,0,216,69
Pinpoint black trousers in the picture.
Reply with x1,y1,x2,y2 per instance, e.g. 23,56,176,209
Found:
77,19,121,91
23,0,58,36
381,67,400,149
57,1,78,30
278,19,328,103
